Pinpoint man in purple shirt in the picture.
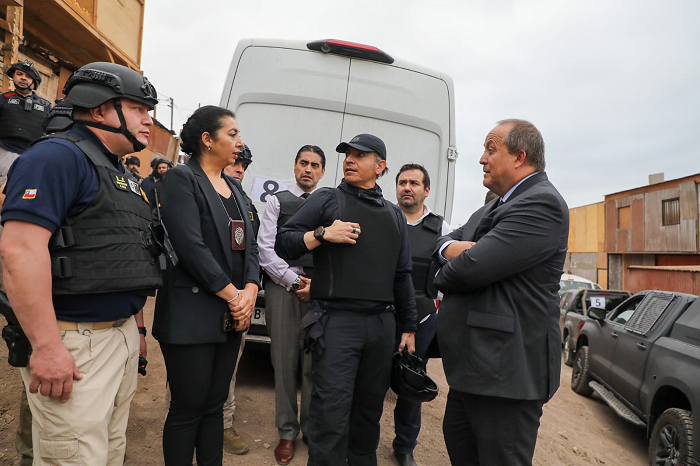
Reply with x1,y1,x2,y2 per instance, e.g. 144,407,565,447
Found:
257,145,326,465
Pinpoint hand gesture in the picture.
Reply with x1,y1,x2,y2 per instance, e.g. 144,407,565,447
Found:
398,332,416,354
28,343,83,403
229,287,256,322
323,219,361,244
295,276,311,302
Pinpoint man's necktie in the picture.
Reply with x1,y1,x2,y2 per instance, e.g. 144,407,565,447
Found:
497,198,505,207
301,193,310,199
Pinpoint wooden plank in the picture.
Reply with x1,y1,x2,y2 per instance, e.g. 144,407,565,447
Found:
631,198,645,251
0,0,24,6
2,6,23,93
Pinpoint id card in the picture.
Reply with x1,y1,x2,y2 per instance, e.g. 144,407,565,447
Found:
230,219,245,250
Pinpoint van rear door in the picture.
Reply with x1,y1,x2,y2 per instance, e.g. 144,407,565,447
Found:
222,43,349,204
341,59,453,217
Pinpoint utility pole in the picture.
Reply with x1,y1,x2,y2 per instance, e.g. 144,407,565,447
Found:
170,96,174,132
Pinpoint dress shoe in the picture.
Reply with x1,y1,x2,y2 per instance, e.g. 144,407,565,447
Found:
223,427,250,454
274,439,295,465
393,451,418,466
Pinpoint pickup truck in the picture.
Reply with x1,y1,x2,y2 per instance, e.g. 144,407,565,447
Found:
571,290,700,466
559,289,631,366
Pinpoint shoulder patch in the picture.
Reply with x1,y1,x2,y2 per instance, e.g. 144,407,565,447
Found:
22,189,37,199
112,174,129,191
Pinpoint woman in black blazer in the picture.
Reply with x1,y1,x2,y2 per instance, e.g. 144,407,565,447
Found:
153,106,260,465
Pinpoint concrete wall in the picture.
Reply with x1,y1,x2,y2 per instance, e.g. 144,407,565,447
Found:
608,254,623,290
564,252,599,284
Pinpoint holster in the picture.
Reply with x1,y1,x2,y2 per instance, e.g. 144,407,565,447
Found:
0,291,30,367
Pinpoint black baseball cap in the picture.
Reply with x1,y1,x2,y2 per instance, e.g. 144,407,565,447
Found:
336,133,386,160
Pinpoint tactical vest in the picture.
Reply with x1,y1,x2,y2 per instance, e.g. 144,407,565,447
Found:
407,212,443,320
275,190,313,269
311,189,400,302
0,92,50,144
45,132,162,295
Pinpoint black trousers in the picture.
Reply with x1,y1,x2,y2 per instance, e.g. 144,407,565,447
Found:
443,389,545,466
307,312,396,466
160,331,242,466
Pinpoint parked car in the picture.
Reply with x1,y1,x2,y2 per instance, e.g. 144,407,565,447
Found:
559,273,602,295
559,288,631,365
571,290,700,466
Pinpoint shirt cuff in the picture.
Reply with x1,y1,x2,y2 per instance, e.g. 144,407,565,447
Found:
278,269,299,290
437,240,457,264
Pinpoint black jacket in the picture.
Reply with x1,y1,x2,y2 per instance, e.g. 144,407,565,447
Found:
433,172,568,400
152,159,260,344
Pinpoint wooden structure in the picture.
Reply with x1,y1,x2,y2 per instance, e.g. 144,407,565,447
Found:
566,202,608,288
604,173,700,293
1,0,145,96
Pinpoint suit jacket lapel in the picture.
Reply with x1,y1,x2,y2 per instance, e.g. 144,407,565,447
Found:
186,159,233,270
469,172,549,242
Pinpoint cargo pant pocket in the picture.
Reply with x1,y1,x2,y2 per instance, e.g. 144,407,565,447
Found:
39,437,82,464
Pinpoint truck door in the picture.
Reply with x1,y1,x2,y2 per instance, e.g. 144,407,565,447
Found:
340,58,451,215
607,293,676,408
587,294,645,382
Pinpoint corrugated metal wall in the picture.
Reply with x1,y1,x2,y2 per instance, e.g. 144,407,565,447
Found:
627,267,700,294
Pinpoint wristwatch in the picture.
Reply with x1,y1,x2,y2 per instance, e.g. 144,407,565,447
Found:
292,276,302,291
313,226,326,243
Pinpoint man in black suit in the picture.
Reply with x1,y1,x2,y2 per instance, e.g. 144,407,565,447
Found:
433,119,569,466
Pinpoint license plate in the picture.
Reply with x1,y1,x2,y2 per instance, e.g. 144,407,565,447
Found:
251,307,266,326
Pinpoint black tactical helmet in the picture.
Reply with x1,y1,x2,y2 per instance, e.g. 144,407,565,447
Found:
62,62,158,152
237,144,253,167
7,60,41,90
151,157,173,169
125,155,141,167
63,62,157,110
42,99,73,134
390,350,439,404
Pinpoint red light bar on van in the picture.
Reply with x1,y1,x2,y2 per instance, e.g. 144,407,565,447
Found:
307,39,395,64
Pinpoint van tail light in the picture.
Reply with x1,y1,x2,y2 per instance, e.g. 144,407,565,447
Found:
579,322,585,331
307,39,395,64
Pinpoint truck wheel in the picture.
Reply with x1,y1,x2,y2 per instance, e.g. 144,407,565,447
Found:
649,408,693,466
571,346,593,396
563,335,575,366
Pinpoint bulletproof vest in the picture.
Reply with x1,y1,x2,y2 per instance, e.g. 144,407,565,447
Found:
275,190,313,269
0,92,50,144
407,212,443,319
44,132,162,295
311,189,400,302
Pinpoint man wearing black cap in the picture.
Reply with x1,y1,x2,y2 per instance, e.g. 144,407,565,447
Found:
0,60,52,186
276,133,417,466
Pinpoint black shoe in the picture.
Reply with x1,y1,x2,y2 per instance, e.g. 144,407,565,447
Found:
393,451,418,466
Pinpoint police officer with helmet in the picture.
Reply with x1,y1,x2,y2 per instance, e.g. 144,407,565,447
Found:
0,60,52,185
0,62,162,465
124,155,142,181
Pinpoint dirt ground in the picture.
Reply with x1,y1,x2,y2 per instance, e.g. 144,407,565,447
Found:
0,298,649,465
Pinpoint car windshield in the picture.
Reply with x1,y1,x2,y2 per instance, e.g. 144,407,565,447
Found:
560,280,593,292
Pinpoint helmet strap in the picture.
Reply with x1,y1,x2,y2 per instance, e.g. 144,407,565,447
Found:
73,99,147,152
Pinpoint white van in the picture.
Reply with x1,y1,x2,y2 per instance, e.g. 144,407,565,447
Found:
219,38,458,347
